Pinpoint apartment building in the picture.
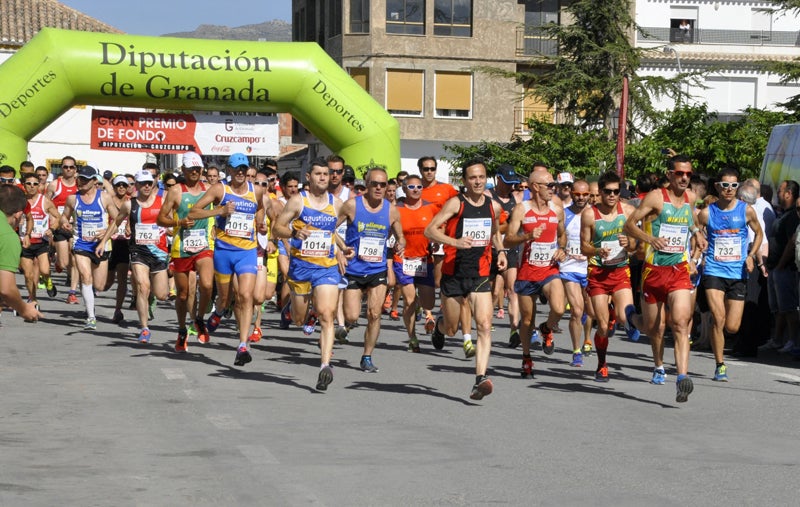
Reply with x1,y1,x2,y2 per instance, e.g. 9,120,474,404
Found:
636,0,800,120
292,0,566,177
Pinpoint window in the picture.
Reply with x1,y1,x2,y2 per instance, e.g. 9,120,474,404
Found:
328,0,342,37
386,0,425,35
349,67,370,92
434,0,472,37
386,69,424,116
350,0,370,33
669,6,697,43
434,72,471,119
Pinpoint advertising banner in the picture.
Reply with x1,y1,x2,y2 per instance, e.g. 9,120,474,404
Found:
90,110,279,155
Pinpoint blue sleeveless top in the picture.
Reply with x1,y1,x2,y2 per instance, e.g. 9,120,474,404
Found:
345,196,391,277
74,191,108,253
705,199,749,279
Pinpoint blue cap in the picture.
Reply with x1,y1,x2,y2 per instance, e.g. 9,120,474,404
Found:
228,153,249,168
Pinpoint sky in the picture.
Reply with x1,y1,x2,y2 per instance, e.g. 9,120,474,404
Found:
59,1,292,36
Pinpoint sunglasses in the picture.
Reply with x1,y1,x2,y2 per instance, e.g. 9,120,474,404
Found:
137,181,154,186
717,181,739,189
537,182,558,189
267,177,277,182
572,192,590,198
24,181,40,186
77,176,93,183
165,183,175,188
114,183,129,188
421,167,437,173
406,184,423,190
368,181,388,188
559,183,573,187
602,188,621,195
671,170,693,178
0,177,15,183
518,185,529,190
61,165,76,169
329,169,344,175
255,181,269,187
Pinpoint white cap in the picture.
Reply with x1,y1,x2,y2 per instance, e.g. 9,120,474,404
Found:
135,170,155,183
182,152,203,168
112,175,128,186
557,172,574,185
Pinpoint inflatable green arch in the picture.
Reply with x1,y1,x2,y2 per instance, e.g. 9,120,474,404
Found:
0,28,399,174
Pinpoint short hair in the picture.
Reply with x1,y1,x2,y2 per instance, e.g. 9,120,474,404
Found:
461,157,486,181
667,154,692,172
397,170,409,179
0,185,27,215
417,156,437,169
310,157,328,170
35,166,48,174
262,158,278,170
61,155,76,166
717,167,739,180
531,161,548,171
737,183,758,205
162,173,177,183
20,161,34,171
326,154,345,166
365,167,388,182
259,166,277,177
783,180,800,200
142,162,159,170
597,171,621,190
404,174,422,185
0,165,15,176
280,171,299,188
21,172,37,182
637,172,659,193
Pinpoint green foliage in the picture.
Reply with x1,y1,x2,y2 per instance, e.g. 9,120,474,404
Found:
445,105,800,182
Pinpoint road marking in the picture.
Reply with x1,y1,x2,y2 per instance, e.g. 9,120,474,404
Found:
238,444,279,465
161,368,186,380
206,413,243,430
770,372,800,382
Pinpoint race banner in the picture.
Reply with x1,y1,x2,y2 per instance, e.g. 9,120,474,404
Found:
91,109,279,155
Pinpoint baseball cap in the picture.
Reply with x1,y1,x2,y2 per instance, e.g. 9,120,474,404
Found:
495,164,521,185
557,172,574,185
228,153,249,168
112,175,128,186
135,170,155,183
77,165,98,179
103,170,113,180
354,179,366,189
182,152,204,168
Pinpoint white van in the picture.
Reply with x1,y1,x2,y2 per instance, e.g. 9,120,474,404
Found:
760,123,800,190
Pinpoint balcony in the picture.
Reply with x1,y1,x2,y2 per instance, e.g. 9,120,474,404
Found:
516,26,558,57
639,27,800,46
513,106,554,136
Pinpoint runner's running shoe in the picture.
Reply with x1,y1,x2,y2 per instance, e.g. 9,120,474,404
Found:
303,311,318,336
46,280,57,298
408,337,420,353
595,363,609,382
570,352,583,367
431,315,445,350
521,356,533,379
148,297,156,321
389,310,400,321
175,328,188,352
111,309,124,324
540,323,555,355
360,355,379,372
582,340,593,356
187,324,197,337
651,367,667,385
84,318,96,330
463,339,476,358
138,328,151,344
713,364,728,382
66,292,79,304
424,315,436,334
195,317,210,344
469,376,493,400
608,304,617,338
316,365,333,391
496,308,505,319
234,344,252,366
624,304,639,342
248,326,262,343
335,326,349,344
207,312,222,333
279,302,292,330
508,329,521,349
530,329,542,350
382,294,392,314
676,375,694,403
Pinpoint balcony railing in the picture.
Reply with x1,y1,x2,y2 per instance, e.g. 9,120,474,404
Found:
513,106,554,135
639,27,800,46
516,26,558,57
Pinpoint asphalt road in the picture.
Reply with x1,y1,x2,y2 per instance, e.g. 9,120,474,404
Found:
1,272,798,506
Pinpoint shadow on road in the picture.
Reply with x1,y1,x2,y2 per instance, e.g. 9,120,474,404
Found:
345,381,479,406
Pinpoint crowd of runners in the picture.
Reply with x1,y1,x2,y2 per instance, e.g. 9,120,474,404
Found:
0,152,775,402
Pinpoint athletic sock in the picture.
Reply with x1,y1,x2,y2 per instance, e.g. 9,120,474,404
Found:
82,284,95,319
595,332,609,366
463,333,472,343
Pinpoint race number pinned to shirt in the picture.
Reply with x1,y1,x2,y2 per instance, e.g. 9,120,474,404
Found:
135,223,160,245
601,240,626,265
566,240,585,260
402,257,428,277
31,217,49,239
657,223,688,253
528,241,556,266
183,229,209,254
301,230,333,257
81,222,102,242
462,218,492,247
713,236,741,262
358,236,385,263
225,212,255,238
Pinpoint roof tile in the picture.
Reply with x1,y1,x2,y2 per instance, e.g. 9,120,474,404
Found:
0,0,122,47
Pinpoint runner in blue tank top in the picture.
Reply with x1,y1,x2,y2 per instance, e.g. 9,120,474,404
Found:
696,167,763,382
337,167,405,373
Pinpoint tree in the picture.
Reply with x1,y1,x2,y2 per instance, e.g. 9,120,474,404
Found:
477,0,687,136
762,1,800,113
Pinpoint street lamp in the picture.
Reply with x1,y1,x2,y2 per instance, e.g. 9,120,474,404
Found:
664,45,684,103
